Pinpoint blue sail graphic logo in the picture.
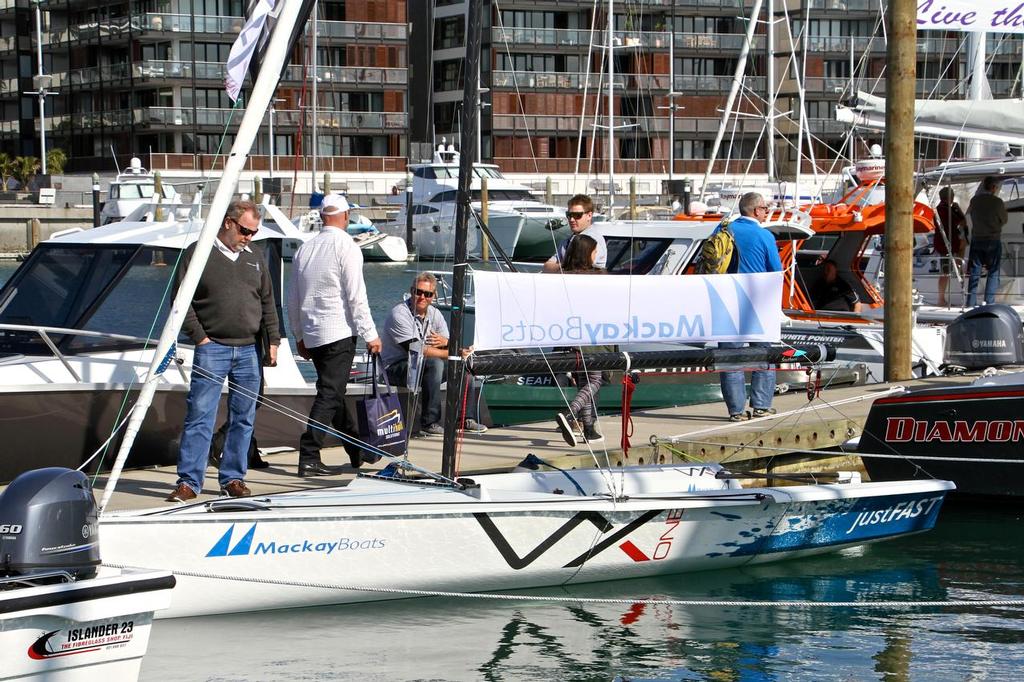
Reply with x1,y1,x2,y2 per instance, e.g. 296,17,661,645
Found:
206,523,257,557
703,278,765,336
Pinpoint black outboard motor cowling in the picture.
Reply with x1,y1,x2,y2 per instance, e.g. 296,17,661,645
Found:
943,304,1024,369
0,467,100,580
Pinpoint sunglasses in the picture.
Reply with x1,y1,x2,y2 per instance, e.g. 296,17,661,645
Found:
413,288,435,299
229,218,259,237
565,211,588,220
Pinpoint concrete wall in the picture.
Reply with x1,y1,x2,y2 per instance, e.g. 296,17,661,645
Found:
0,205,96,255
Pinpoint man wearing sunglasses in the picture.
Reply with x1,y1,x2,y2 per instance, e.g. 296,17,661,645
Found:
542,194,607,273
166,199,280,502
380,273,487,436
288,193,382,476
718,192,783,422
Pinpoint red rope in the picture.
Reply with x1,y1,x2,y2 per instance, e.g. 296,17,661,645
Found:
620,371,637,458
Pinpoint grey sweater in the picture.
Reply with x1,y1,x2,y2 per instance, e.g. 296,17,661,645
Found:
176,243,281,347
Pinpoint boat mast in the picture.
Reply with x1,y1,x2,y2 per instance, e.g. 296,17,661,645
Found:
607,0,616,211
99,0,308,512
441,0,483,480
311,1,319,191
699,0,764,202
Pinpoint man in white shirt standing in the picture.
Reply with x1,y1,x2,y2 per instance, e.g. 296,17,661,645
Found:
288,194,382,477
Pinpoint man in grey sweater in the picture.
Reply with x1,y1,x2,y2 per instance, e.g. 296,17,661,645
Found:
166,200,280,502
966,176,1008,306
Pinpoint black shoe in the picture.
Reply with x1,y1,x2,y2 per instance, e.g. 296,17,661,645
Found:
297,461,345,477
343,443,364,469
249,452,270,469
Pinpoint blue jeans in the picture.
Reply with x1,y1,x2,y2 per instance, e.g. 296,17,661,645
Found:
719,341,775,416
966,239,1002,306
177,341,260,493
387,356,444,429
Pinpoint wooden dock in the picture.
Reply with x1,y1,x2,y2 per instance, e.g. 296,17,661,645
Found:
77,372,982,512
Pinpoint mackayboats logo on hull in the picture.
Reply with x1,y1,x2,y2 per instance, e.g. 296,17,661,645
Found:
205,523,385,558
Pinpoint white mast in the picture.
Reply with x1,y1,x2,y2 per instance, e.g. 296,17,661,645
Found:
700,0,764,201
967,32,986,160
99,0,306,512
311,0,319,190
766,0,775,182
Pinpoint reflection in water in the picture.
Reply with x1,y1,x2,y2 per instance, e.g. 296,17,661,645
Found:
140,508,1024,681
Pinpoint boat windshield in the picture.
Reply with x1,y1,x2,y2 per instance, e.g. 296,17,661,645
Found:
0,245,178,357
604,237,679,275
430,189,536,203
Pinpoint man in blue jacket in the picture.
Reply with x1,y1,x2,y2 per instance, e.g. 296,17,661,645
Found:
720,192,782,421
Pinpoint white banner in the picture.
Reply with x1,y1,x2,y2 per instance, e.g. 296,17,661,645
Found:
918,0,1024,33
472,271,783,351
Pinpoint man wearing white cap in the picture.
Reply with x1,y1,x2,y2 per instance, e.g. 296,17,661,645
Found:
288,193,382,476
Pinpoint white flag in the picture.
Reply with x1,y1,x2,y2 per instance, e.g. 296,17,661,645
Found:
225,0,278,102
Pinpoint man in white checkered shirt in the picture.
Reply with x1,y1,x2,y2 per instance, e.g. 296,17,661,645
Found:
288,194,381,477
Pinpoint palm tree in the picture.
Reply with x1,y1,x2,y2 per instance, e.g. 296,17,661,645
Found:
12,156,40,189
46,148,67,175
0,153,13,191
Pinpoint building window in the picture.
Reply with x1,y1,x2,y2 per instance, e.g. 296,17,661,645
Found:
434,16,464,50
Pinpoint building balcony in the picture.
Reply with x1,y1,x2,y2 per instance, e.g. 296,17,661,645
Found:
48,107,407,133
489,26,761,51
41,14,404,48
0,34,16,54
492,156,767,175
0,75,17,98
492,113,768,135
0,118,18,136
491,70,760,95
282,64,408,87
148,153,407,175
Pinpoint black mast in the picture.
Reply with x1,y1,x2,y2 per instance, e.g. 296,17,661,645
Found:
441,0,484,480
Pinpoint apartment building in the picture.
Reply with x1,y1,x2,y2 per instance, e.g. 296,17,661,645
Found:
2,0,408,187
3,1,1020,192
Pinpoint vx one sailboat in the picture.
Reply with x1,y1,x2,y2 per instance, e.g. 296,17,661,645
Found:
95,0,953,619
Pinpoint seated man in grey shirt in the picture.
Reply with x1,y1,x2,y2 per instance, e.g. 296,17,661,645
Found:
380,273,486,436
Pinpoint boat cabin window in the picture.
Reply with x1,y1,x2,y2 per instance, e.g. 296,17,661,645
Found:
0,245,177,356
110,183,159,200
411,204,441,215
604,237,680,275
431,189,536,203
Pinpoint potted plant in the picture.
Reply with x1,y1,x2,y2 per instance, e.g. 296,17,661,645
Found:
12,156,40,193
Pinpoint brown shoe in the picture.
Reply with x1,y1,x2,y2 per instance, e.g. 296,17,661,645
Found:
166,483,198,503
220,480,251,498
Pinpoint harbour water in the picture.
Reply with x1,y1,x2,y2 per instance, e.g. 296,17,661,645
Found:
3,261,1024,679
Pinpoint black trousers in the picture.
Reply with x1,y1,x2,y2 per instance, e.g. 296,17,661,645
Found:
298,336,358,465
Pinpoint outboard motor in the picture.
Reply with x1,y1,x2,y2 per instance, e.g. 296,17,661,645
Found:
0,468,100,581
944,304,1024,369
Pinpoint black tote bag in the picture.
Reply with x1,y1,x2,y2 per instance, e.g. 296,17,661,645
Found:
355,355,407,460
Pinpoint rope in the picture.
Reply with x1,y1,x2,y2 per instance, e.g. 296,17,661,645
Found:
102,563,1024,609
620,357,636,459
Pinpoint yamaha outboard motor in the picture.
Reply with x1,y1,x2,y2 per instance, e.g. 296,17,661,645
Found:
944,304,1024,369
0,468,100,581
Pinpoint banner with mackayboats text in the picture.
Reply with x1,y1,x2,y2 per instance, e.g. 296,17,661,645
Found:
471,271,783,351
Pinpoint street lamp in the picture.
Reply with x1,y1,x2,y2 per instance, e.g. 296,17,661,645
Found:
268,98,285,178
31,0,53,176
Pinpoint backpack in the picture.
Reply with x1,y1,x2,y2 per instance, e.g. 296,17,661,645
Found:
695,223,737,274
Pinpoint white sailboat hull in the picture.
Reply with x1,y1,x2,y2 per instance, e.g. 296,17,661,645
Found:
98,465,952,618
0,568,174,682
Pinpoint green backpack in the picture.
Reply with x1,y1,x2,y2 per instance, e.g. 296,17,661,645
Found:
695,224,737,274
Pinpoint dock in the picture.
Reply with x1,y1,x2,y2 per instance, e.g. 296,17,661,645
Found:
86,372,982,512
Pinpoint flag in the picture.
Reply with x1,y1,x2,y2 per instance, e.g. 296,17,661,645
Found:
224,0,316,102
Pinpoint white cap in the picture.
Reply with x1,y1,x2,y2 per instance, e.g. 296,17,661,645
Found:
319,193,350,216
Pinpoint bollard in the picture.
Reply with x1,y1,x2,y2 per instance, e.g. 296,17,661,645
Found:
629,176,637,220
480,176,489,262
323,172,331,194
405,172,414,256
28,218,41,250
92,172,101,227
254,176,263,205
545,176,553,205
154,172,165,222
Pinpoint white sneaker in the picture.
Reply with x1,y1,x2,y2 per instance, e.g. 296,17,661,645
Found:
462,419,488,433
555,413,578,447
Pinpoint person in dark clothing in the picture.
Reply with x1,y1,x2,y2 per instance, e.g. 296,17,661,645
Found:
166,199,280,502
810,259,862,313
934,187,968,307
552,235,607,446
966,176,1008,306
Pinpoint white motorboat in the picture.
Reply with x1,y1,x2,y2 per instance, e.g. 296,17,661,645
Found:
0,199,317,482
290,207,408,262
0,468,174,681
98,157,181,225
382,147,563,261
91,0,953,621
